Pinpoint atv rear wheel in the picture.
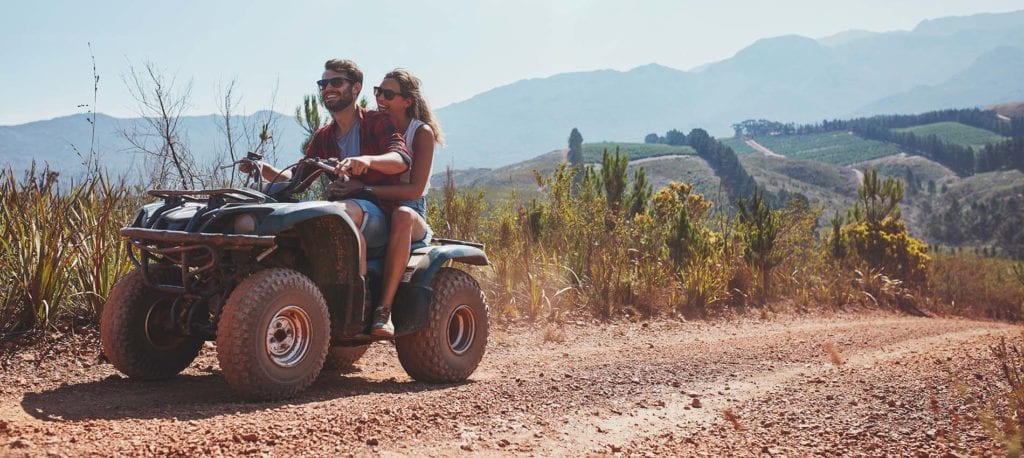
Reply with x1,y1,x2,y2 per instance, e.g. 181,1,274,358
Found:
216,268,330,400
100,268,204,380
323,344,370,370
395,268,488,382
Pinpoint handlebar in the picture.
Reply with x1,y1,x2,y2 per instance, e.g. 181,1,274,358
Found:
232,156,342,200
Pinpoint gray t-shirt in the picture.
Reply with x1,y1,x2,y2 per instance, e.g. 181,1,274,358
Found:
335,121,361,159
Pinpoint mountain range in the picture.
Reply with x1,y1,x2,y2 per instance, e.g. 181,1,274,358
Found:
2,9,1023,175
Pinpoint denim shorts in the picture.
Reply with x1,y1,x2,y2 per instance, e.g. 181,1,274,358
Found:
400,197,433,244
350,198,389,249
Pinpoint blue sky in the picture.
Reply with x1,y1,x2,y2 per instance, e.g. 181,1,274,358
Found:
1,0,1022,125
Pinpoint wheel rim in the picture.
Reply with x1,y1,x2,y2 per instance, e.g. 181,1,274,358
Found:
266,305,312,368
144,296,184,350
447,304,476,355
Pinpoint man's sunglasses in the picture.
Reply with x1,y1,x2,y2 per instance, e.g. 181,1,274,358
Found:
373,86,404,101
317,77,352,90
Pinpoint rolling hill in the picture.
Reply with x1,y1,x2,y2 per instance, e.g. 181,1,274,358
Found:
0,111,305,179
444,109,1022,255
433,10,1024,168
5,10,1024,176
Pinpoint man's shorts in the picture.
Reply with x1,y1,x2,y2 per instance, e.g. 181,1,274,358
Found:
349,198,389,249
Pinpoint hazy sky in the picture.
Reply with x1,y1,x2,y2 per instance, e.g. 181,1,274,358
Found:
1,0,1021,125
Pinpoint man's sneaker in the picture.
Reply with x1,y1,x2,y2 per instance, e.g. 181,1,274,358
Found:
370,306,395,337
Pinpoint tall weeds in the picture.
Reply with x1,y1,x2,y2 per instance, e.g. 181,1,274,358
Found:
0,166,139,334
2,155,1022,334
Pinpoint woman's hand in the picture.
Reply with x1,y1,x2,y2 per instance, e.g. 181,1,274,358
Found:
327,177,365,200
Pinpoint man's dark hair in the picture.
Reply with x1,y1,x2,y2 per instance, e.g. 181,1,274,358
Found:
324,59,363,84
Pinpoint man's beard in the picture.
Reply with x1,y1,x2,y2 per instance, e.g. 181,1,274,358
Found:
322,89,354,112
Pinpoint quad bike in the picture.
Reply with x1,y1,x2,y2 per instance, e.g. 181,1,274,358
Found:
100,151,489,400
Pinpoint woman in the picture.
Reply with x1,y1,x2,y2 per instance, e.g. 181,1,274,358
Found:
367,68,442,337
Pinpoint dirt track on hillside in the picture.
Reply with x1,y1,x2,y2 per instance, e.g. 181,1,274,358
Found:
0,314,1017,456
745,139,785,158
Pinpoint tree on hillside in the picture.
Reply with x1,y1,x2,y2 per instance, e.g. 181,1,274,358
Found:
738,190,782,305
625,168,652,218
644,133,661,144
665,129,686,146
600,147,628,215
295,94,323,152
850,169,903,230
122,61,199,189
828,210,847,260
844,168,929,286
568,128,584,166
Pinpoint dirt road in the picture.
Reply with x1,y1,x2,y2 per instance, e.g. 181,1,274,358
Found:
0,314,1017,456
745,139,786,158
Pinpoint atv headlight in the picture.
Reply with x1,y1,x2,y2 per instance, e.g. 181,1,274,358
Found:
233,213,258,234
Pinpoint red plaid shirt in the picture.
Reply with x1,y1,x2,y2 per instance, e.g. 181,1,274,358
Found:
305,106,410,210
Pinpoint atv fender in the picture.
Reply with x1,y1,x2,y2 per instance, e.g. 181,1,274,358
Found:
389,245,488,336
407,244,489,288
256,201,360,238
257,201,368,339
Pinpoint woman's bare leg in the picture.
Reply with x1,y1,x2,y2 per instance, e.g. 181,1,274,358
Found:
373,207,428,336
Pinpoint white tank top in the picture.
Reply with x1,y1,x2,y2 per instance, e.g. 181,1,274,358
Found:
402,119,431,195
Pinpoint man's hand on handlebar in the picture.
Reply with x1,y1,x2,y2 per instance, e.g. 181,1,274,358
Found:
238,158,256,174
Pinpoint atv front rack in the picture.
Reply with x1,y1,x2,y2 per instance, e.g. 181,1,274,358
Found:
148,188,269,206
122,227,275,296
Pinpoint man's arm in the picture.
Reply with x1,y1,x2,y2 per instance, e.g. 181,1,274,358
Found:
336,152,407,177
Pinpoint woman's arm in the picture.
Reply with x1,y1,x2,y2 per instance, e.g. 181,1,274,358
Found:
369,125,435,201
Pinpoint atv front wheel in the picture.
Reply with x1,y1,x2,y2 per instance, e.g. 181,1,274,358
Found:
216,268,330,399
395,268,488,382
101,268,204,380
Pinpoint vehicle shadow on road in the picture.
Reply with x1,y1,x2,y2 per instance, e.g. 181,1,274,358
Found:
19,369,461,422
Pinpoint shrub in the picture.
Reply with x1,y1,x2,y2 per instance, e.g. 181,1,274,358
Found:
929,253,1024,320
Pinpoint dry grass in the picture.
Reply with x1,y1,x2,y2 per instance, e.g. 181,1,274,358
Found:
823,341,844,366
929,253,1024,320
542,325,567,343
2,159,1021,335
722,408,746,431
985,336,1024,456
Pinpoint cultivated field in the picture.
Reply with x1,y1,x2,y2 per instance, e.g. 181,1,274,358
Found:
717,137,760,155
893,122,1008,149
582,142,696,163
751,132,900,165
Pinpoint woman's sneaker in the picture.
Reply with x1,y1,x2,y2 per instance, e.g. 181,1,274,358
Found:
370,306,394,337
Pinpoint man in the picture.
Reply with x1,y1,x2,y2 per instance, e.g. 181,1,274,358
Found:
242,59,409,336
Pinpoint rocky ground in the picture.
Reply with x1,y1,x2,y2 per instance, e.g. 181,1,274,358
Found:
0,312,1019,457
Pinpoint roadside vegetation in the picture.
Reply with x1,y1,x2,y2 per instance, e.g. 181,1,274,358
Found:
2,140,1023,337
2,73,1023,340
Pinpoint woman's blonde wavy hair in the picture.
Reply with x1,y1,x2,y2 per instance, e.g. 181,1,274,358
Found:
385,68,444,145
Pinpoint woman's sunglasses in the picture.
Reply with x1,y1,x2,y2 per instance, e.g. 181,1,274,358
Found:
317,77,352,90
373,86,404,101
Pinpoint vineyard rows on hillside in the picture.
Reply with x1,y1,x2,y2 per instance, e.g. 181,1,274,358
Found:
582,142,695,163
750,132,900,165
893,121,1009,149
